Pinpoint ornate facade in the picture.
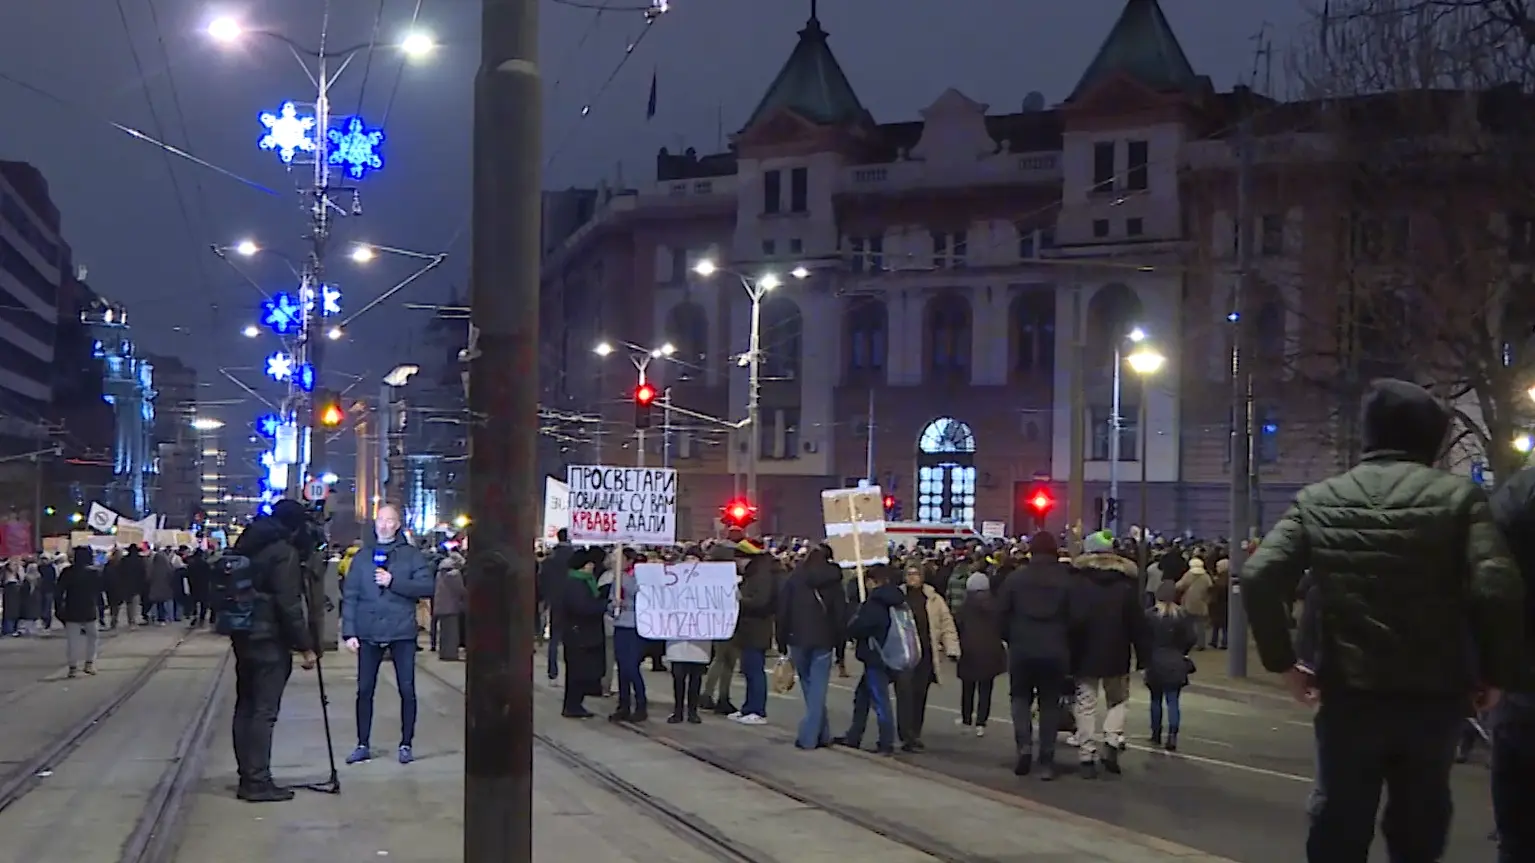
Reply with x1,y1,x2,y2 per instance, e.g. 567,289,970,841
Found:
540,0,1355,539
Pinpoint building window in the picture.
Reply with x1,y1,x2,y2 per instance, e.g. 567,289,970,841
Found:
670,247,688,282
1510,214,1535,263
1092,141,1116,192
926,294,971,376
1349,213,1410,263
789,167,808,213
1016,224,1054,259
932,230,968,268
1256,406,1279,464
1260,214,1284,257
845,295,887,374
789,238,803,255
763,169,781,214
762,239,776,258
1126,217,1144,237
759,408,801,460
760,297,802,378
1012,291,1055,375
848,235,884,273
1092,219,1110,239
1125,140,1148,191
1089,405,1138,462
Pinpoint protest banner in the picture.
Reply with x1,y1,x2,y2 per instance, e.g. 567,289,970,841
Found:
632,561,738,641
981,520,1005,539
543,476,569,543
565,465,677,545
821,486,889,601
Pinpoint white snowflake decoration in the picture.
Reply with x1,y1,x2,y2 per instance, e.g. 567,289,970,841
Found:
266,351,294,381
259,102,317,164
298,284,342,317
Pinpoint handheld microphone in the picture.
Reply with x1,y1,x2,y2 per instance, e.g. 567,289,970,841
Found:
373,549,388,594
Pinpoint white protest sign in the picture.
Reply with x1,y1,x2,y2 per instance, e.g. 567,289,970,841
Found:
566,465,677,545
543,476,569,542
632,561,738,640
981,520,1005,539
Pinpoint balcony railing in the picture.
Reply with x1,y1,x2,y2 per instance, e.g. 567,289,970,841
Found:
840,151,1061,192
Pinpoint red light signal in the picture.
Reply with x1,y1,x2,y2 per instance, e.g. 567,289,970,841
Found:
1029,491,1053,513
635,384,656,406
721,498,757,528
882,495,895,510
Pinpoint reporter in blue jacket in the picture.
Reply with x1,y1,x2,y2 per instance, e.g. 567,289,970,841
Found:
340,504,434,765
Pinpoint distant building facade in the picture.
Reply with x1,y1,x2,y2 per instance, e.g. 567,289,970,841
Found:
147,354,198,525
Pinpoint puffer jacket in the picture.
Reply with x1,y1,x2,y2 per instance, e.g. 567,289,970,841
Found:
1069,551,1149,679
731,554,779,651
945,559,973,614
341,535,435,644
1487,467,1535,694
1175,558,1213,617
1242,378,1527,696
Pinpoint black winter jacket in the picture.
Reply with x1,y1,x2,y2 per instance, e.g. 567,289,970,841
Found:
1068,552,1149,679
849,583,905,670
775,550,847,653
55,548,103,624
230,517,314,652
996,559,1076,666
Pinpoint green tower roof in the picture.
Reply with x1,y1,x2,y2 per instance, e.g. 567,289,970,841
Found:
1069,0,1199,101
742,9,868,130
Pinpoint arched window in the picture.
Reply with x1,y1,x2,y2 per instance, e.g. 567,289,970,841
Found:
844,295,887,375
760,297,803,379
664,301,708,377
1011,291,1056,376
1084,283,1143,380
925,293,972,378
916,417,977,525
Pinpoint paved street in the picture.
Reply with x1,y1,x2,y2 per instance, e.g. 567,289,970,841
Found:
533,647,1496,863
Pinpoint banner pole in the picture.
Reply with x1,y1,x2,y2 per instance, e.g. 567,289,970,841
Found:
849,494,867,602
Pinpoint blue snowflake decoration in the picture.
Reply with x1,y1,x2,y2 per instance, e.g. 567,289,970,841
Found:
328,116,383,180
256,414,281,438
297,363,316,393
262,293,303,335
266,352,294,382
258,102,317,164
322,285,342,317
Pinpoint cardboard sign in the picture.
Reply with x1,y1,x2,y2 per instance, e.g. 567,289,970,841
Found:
116,525,145,546
632,561,738,640
821,486,888,568
543,476,569,542
566,465,676,545
981,521,1005,539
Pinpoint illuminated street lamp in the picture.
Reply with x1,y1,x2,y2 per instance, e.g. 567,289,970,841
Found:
400,31,436,60
1516,434,1533,454
242,324,260,338
350,245,376,263
234,239,259,257
191,417,225,431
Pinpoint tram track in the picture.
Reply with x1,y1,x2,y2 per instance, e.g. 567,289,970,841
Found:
0,631,232,863
417,661,999,863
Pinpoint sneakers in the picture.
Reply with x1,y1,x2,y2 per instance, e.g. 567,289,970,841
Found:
346,746,372,765
66,667,78,679
975,725,986,738
733,713,766,725
398,745,414,764
83,662,96,675
667,712,684,724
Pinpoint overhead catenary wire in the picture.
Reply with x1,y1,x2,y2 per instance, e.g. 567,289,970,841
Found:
352,0,389,118
379,0,424,128
545,14,660,170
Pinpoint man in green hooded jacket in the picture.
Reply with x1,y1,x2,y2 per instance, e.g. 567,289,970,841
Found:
1241,378,1526,863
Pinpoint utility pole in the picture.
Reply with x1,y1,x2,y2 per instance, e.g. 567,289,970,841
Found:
464,0,539,857
864,387,875,483
661,388,673,470
746,283,763,502
1067,285,1086,551
1108,340,1123,535
1227,110,1256,679
301,46,333,490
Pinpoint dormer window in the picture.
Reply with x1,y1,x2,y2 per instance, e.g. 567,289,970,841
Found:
1126,140,1148,191
932,230,968,269
763,170,781,214
848,235,884,273
789,167,808,213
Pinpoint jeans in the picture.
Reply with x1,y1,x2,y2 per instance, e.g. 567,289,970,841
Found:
960,678,994,726
64,621,99,668
844,666,894,750
231,636,293,785
1149,686,1182,733
1493,694,1535,863
38,592,52,628
739,647,768,717
356,639,419,748
1305,691,1462,863
1009,656,1067,762
546,620,561,679
789,646,833,749
612,626,648,713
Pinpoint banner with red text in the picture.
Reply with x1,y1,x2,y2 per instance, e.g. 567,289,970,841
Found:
566,465,676,546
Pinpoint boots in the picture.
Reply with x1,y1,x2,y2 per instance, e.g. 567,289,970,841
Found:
1150,728,1162,746
1165,729,1179,752
238,781,295,802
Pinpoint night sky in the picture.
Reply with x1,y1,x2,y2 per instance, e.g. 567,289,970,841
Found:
0,0,1311,423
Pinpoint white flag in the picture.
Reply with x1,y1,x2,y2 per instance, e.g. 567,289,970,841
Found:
86,502,120,533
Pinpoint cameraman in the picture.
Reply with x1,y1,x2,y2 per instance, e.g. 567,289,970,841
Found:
229,498,316,803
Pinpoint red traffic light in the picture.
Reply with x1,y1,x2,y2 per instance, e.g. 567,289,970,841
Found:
721,498,757,528
729,503,748,519
1028,490,1054,513
882,495,895,509
635,383,656,406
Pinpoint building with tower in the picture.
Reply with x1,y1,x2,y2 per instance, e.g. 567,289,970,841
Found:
539,0,1523,538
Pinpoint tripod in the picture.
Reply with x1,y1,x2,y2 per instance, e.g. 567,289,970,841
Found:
294,579,341,795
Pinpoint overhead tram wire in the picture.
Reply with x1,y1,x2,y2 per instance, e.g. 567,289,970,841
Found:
115,0,222,300
352,0,389,117
545,15,661,170
379,0,425,127
548,0,614,99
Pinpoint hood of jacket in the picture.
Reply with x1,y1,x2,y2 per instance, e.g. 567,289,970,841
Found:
232,516,292,559
796,557,842,592
1360,378,1449,465
70,547,93,570
1072,551,1138,583
867,582,905,608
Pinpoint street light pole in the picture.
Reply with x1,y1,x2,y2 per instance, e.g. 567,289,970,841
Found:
1108,341,1122,535
746,279,763,502
465,0,539,855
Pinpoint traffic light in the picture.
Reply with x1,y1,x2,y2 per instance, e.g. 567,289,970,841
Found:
634,383,656,429
1104,497,1119,526
882,495,902,521
316,389,345,427
721,498,757,529
1026,487,1054,529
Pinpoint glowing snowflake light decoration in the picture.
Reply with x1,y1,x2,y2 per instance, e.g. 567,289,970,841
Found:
262,293,303,334
265,351,294,382
258,102,317,164
328,116,383,180
256,414,281,438
322,285,341,316
297,363,316,393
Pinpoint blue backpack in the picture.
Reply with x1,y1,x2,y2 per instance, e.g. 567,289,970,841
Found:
874,604,921,671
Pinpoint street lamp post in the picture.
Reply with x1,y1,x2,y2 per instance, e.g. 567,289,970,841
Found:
594,341,674,468
1125,342,1166,589
693,260,808,503
1108,327,1150,536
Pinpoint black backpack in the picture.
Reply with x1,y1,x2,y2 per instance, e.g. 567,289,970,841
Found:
210,554,259,635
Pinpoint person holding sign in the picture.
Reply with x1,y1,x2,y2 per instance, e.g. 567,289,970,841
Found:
608,548,649,723
776,543,848,749
729,539,780,726
555,547,613,718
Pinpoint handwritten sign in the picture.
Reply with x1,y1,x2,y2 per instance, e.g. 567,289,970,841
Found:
633,562,738,640
543,476,569,543
566,465,677,545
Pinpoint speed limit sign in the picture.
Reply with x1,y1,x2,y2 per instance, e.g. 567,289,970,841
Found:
304,479,328,501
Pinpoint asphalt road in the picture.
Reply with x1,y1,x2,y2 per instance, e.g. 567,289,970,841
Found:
0,627,79,705
616,655,1496,863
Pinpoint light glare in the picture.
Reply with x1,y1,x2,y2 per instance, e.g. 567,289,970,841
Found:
207,17,242,42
